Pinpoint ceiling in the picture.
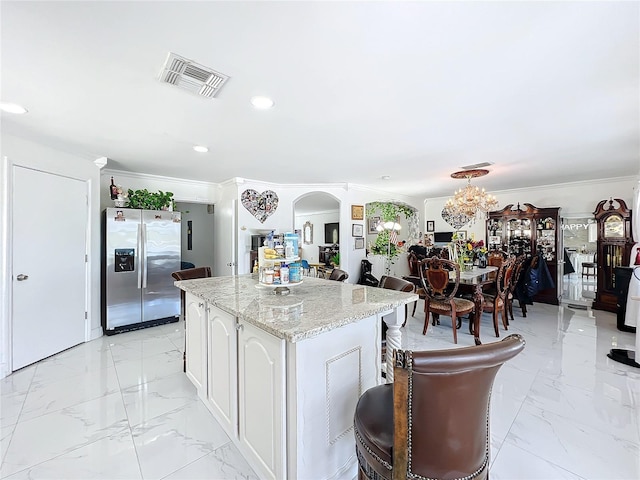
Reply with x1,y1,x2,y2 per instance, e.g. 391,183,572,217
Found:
1,1,638,199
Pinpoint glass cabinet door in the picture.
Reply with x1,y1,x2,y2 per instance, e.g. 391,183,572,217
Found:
506,218,532,256
536,217,556,262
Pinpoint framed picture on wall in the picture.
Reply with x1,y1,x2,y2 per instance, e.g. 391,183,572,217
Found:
355,237,365,249
457,230,467,241
426,220,435,232
368,216,380,234
352,224,363,237
425,233,434,246
351,205,364,220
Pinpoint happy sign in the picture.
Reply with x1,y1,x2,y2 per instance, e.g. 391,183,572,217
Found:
241,189,279,223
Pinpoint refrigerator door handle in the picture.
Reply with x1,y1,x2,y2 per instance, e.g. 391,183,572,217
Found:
142,223,148,289
137,223,143,289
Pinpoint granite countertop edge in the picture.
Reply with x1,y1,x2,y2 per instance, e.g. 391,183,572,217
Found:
175,276,418,343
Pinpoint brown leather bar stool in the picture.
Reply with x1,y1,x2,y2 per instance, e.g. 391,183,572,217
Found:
354,334,526,480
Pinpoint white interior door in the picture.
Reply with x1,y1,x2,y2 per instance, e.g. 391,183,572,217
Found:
12,166,87,370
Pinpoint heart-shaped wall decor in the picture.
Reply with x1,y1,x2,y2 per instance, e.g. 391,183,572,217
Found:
441,207,471,230
241,189,279,223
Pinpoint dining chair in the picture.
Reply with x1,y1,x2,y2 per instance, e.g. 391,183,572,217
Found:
171,266,212,372
419,256,475,344
354,334,526,480
481,256,515,337
506,254,528,321
300,259,316,277
487,250,508,267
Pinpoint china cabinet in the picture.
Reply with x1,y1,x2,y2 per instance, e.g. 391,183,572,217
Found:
486,203,561,305
592,198,634,313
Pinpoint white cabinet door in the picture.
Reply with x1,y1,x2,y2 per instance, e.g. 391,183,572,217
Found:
185,292,207,396
207,305,238,438
238,321,286,480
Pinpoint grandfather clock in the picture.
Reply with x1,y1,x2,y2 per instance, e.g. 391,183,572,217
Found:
592,198,634,313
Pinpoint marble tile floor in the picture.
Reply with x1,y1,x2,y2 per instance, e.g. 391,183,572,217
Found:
562,272,597,307
1,301,639,479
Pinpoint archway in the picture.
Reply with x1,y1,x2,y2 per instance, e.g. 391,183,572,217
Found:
293,192,341,269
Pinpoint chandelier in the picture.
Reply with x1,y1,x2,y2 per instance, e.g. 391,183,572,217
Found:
443,169,498,225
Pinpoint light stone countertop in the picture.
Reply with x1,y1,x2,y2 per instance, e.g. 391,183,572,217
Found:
174,275,418,343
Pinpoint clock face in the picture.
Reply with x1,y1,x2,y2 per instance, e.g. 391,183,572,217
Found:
604,214,624,238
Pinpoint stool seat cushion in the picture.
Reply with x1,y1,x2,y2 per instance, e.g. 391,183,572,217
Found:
354,384,393,479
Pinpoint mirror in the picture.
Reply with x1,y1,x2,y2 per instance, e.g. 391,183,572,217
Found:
303,221,313,244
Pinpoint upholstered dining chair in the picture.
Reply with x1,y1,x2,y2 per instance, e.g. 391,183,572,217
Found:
487,250,509,267
354,334,526,480
328,268,349,282
506,254,528,321
419,256,475,344
171,266,212,371
481,256,515,337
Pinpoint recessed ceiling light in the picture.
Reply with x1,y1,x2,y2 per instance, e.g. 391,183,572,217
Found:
381,175,391,180
250,96,274,109
0,102,28,114
193,145,209,153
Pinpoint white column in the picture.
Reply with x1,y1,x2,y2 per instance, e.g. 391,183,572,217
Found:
383,305,406,382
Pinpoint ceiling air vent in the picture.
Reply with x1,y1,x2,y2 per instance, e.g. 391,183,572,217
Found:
461,162,494,170
159,52,229,98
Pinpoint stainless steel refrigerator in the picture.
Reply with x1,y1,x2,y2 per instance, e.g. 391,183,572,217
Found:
102,207,181,335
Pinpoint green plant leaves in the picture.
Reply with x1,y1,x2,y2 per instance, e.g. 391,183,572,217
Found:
126,189,174,210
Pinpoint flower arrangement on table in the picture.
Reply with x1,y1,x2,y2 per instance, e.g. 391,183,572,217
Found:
451,233,487,269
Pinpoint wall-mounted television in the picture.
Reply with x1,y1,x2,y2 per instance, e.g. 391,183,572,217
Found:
433,231,453,243
324,222,339,244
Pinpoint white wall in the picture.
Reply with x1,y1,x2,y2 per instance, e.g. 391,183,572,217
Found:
100,169,218,209
175,202,215,268
234,180,421,282
294,210,340,263
424,176,638,243
0,134,102,378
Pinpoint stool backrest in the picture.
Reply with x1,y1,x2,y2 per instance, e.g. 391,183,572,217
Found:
392,334,525,479
379,275,414,293
328,268,349,282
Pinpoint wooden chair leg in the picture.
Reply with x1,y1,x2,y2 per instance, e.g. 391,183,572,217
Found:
452,314,458,344
422,309,430,335
493,309,500,337
508,299,514,321
502,304,509,330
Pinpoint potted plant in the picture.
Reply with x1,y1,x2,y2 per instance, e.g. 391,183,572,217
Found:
330,252,340,267
126,189,174,210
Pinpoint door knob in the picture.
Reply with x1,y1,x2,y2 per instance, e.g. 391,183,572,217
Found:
16,274,29,281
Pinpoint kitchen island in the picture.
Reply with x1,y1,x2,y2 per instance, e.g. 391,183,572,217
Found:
174,274,417,480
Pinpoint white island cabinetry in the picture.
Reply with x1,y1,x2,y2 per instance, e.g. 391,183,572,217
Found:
206,303,238,439
184,292,207,396
238,319,286,479
177,275,417,480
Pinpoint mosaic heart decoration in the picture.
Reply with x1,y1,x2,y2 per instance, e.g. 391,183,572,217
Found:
441,207,471,230
241,189,279,223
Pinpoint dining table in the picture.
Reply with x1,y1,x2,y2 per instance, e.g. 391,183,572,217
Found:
453,265,498,345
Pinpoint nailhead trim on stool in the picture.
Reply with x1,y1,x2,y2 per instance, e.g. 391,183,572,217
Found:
356,349,490,480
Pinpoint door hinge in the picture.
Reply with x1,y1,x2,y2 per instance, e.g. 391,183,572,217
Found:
85,311,88,319
85,254,88,262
